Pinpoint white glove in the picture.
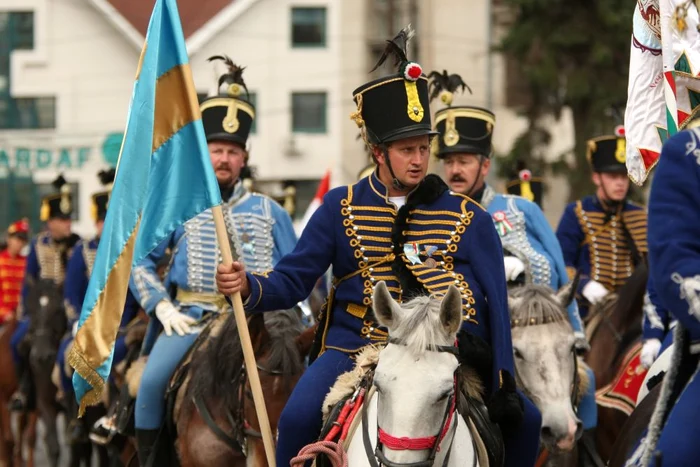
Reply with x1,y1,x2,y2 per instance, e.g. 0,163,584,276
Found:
503,256,526,281
72,321,79,338
582,280,609,305
155,301,197,337
640,338,662,369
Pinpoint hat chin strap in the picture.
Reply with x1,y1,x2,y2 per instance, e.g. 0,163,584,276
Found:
383,148,407,191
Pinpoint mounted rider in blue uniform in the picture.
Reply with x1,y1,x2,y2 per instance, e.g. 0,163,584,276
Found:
555,129,652,317
128,56,298,466
428,68,598,458
216,27,539,467
10,175,81,413
630,122,700,466
57,169,141,443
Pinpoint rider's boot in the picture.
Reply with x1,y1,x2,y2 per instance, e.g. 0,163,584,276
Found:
136,428,162,467
579,428,604,467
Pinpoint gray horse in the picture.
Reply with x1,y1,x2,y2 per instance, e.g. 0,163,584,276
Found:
508,283,590,463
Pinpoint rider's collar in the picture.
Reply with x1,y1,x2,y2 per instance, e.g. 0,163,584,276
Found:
369,169,425,207
222,179,246,204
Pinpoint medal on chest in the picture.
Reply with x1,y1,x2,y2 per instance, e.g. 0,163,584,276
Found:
493,211,513,237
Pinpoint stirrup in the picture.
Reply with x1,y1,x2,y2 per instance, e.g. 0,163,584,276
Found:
90,415,117,445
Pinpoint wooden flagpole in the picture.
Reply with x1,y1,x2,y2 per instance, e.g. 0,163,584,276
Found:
211,205,277,467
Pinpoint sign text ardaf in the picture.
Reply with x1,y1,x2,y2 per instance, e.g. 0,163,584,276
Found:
0,147,91,170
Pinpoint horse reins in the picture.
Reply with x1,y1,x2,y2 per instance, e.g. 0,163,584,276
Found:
193,361,286,456
362,338,471,467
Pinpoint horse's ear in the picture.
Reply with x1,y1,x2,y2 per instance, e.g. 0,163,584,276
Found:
439,285,462,336
372,281,402,329
556,273,580,307
295,324,317,359
507,296,523,312
247,312,270,354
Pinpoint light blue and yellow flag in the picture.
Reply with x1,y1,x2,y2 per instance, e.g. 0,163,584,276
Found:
68,0,222,414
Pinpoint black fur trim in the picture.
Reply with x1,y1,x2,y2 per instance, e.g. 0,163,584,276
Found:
457,329,493,384
487,370,523,434
391,174,449,298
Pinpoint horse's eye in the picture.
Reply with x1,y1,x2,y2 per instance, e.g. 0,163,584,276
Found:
514,348,524,360
437,390,453,402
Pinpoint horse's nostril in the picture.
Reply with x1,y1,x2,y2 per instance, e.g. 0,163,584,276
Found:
541,426,553,440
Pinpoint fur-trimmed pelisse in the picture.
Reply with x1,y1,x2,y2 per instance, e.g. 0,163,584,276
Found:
321,344,484,423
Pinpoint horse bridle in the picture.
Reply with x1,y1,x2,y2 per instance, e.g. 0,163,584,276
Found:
362,337,468,467
193,361,286,456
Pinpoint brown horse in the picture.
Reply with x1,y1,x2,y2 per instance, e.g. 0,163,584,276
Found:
606,382,662,467
0,317,37,466
584,264,648,463
175,309,313,467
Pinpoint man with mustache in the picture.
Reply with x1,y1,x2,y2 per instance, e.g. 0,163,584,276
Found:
428,71,599,459
216,27,539,467
128,57,298,466
10,175,81,414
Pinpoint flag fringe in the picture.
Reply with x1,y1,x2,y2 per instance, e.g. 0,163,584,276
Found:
67,344,106,418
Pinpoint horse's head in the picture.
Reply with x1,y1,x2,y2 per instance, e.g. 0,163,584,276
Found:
508,282,582,451
25,278,67,368
244,309,308,457
371,281,462,465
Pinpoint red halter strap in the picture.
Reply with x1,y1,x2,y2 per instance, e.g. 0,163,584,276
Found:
377,376,457,452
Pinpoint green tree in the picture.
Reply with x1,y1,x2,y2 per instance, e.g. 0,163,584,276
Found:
497,0,632,200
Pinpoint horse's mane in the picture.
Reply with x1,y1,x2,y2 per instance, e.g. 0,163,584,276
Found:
509,284,569,329
390,295,454,355
261,310,306,376
186,309,304,415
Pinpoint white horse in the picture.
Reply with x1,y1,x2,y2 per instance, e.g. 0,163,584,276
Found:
508,283,589,459
345,281,478,467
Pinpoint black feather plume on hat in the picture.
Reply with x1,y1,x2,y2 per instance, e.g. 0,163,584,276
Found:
428,70,471,104
98,168,116,186
370,24,415,73
52,174,67,190
207,55,249,99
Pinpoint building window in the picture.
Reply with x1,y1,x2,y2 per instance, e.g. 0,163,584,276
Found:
0,12,56,130
292,92,327,133
291,7,327,48
0,174,78,232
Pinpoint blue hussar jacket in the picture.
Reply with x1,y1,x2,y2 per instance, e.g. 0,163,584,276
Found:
20,231,80,319
556,195,648,303
243,172,515,396
130,180,298,316
481,185,585,337
648,127,700,351
64,238,139,329
642,275,675,342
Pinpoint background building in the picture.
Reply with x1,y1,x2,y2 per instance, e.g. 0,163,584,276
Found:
0,0,574,238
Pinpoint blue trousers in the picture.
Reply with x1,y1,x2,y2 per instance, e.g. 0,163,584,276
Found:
652,363,700,465
275,349,542,467
578,367,597,430
10,319,29,367
134,310,201,431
